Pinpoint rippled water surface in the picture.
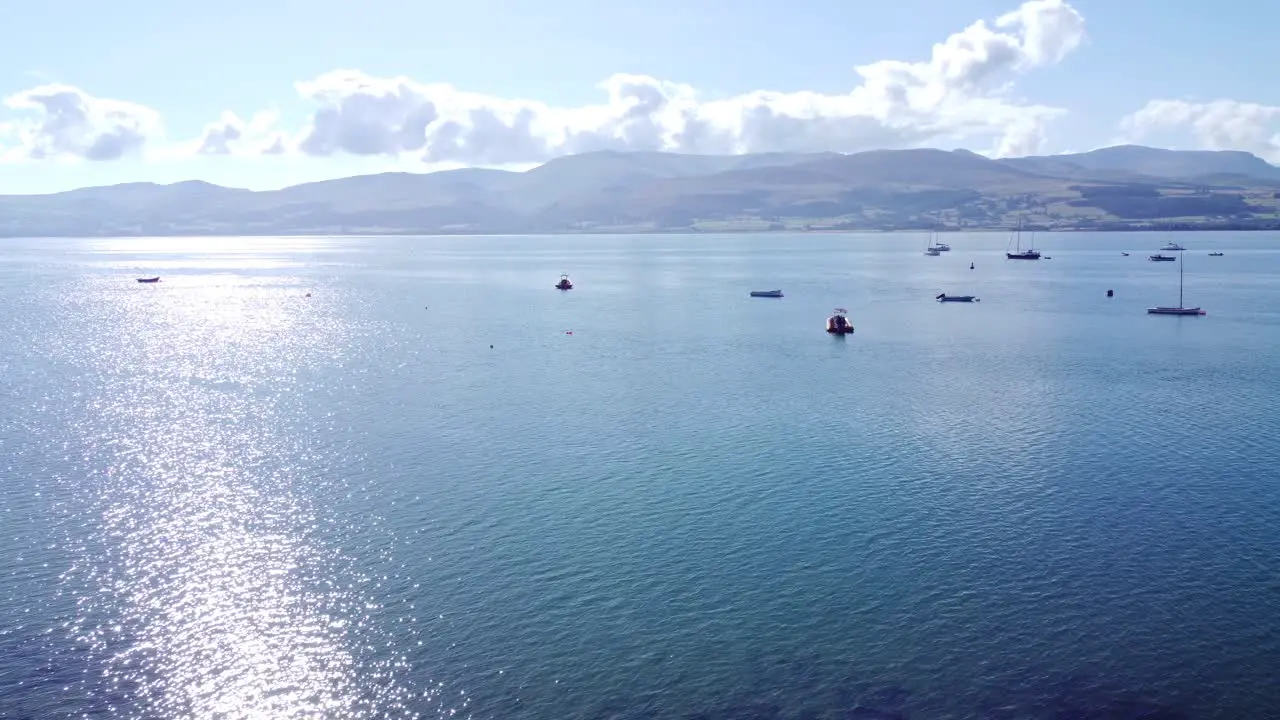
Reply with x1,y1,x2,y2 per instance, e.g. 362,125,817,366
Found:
2,232,1279,719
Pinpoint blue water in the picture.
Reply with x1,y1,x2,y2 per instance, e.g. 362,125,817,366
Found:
2,232,1279,719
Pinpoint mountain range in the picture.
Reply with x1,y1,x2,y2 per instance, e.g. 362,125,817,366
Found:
5,144,1280,237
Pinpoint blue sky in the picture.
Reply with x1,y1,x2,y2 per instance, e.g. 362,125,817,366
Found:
2,0,1278,195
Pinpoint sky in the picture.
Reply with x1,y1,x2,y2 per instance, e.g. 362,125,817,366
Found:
2,0,1279,195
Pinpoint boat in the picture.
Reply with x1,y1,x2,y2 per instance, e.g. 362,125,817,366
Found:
929,231,949,252
1005,219,1041,260
1161,241,1187,251
750,289,783,298
1121,252,1130,256
923,232,941,256
1148,254,1177,262
136,277,160,283
1148,250,1205,316
1209,252,1224,257
826,308,855,335
935,293,979,303
555,273,573,290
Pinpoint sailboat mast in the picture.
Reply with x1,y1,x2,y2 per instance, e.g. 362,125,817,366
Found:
1179,251,1184,308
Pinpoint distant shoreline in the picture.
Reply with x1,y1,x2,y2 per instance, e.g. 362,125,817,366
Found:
3,226,1279,240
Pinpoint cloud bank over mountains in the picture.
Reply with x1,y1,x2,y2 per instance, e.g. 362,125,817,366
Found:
0,0,1276,167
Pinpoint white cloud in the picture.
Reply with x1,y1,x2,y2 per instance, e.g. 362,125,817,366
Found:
0,84,160,161
0,0,1087,166
188,110,288,157
1119,99,1280,162
281,0,1084,163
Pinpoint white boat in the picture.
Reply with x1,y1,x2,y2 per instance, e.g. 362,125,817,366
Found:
924,232,942,255
750,289,783,298
1161,241,1187,251
924,247,941,256
1148,251,1205,316
926,230,949,253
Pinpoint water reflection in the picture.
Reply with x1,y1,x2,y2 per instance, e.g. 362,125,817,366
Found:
50,270,419,718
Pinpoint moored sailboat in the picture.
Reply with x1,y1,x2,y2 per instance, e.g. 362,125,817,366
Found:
1148,251,1205,316
1005,219,1041,259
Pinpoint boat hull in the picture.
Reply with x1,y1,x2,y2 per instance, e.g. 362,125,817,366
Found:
1006,252,1041,260
136,277,160,283
1147,307,1205,315
750,290,783,298
826,317,854,334
937,296,977,302
1148,256,1176,261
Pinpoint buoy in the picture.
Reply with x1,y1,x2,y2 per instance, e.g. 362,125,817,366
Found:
1106,289,1114,297
970,262,975,270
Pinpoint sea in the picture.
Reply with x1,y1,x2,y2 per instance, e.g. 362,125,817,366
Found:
1,231,1278,720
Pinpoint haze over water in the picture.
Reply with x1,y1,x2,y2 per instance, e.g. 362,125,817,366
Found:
2,232,1279,719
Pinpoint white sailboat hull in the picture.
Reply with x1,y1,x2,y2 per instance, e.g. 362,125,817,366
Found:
1147,307,1205,315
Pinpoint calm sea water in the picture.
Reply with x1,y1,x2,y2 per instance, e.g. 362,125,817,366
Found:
2,231,1279,719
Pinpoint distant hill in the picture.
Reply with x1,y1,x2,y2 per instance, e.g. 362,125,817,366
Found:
1013,145,1280,183
4,145,1280,236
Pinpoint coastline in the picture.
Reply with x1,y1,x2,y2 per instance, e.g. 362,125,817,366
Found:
4,225,1279,239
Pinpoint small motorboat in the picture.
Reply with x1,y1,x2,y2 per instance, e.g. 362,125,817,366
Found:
1209,252,1224,257
935,293,978,303
136,277,160,283
555,273,573,290
1148,254,1177,262
934,242,951,252
1161,241,1187,251
1121,252,1130,256
826,308,855,335
750,290,783,298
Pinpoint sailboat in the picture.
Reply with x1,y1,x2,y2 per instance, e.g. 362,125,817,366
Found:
932,230,951,251
1147,251,1205,315
924,232,941,256
1005,218,1041,259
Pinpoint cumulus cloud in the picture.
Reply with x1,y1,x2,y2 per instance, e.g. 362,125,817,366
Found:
0,0,1088,165
283,0,1085,163
1119,99,1280,162
0,84,160,161
190,110,287,156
